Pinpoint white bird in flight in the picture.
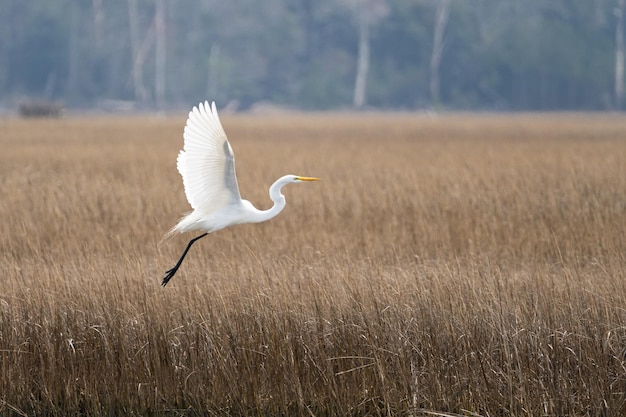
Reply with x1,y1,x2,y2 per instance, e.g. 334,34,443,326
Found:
161,101,320,286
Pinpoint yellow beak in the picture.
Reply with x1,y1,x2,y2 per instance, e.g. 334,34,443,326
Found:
296,176,321,182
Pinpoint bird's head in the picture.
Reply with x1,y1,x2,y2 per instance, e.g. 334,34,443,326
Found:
269,175,320,200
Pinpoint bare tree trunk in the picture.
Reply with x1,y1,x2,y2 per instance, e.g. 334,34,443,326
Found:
92,0,104,50
67,3,79,100
207,43,221,98
353,7,369,109
430,0,450,107
128,0,149,104
616,0,625,109
155,0,166,109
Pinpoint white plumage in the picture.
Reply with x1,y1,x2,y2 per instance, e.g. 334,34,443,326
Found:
177,101,240,213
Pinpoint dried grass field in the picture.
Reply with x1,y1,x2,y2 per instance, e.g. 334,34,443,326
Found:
1,112,626,416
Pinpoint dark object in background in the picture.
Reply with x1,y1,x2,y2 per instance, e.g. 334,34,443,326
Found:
18,99,64,118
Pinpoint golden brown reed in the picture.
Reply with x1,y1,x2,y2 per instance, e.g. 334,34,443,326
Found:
1,112,626,416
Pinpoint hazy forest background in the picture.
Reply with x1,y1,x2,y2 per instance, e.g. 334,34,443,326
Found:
2,0,626,112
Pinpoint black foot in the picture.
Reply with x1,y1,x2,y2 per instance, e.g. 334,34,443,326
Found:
161,267,178,287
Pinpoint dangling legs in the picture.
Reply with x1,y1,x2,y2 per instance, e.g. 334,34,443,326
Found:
161,232,208,286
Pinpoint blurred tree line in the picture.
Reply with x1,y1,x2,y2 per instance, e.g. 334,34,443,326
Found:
0,0,624,111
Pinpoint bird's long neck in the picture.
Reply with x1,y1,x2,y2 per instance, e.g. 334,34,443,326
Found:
248,175,290,223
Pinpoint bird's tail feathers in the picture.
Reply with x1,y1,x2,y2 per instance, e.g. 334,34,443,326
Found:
158,212,197,246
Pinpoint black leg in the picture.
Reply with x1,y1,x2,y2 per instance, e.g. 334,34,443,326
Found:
161,232,208,286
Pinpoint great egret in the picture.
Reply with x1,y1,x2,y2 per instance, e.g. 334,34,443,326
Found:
161,101,319,286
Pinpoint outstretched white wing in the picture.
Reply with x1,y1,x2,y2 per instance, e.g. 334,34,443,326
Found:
177,101,242,213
